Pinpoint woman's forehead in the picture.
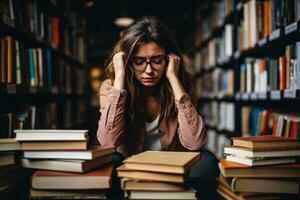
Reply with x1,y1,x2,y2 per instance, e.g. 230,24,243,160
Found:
134,41,165,56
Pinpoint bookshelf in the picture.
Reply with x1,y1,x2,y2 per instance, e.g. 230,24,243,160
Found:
189,0,300,157
0,0,89,136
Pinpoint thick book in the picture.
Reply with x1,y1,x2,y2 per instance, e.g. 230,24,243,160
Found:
21,141,88,150
117,165,185,183
123,151,200,174
232,135,300,149
129,189,196,200
217,178,285,200
219,159,300,178
224,146,300,158
21,154,113,173
121,179,186,191
0,138,21,151
15,129,88,141
23,146,115,160
31,164,113,189
0,152,15,166
225,155,296,166
30,189,107,199
231,178,300,194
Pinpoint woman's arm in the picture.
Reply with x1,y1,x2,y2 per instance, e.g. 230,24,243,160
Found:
97,52,127,148
97,79,127,147
166,54,207,150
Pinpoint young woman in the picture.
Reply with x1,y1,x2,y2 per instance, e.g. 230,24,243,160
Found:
97,16,207,158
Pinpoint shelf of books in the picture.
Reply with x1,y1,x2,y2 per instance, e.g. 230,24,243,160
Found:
0,1,90,198
191,0,300,199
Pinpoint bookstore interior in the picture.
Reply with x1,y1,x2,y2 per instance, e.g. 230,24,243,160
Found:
1,0,300,199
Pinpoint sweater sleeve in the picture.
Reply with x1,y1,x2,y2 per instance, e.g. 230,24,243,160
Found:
175,94,207,150
97,79,127,147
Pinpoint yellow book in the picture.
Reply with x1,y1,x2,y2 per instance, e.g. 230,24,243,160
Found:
123,151,200,174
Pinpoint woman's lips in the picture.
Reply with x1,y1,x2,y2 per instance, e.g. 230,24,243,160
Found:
142,77,156,81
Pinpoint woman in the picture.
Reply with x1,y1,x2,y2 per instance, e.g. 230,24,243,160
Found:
97,16,207,158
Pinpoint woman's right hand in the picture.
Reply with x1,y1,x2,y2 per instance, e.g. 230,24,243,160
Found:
113,52,126,77
113,52,126,90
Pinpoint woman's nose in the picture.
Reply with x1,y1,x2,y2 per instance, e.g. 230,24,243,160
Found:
144,63,153,74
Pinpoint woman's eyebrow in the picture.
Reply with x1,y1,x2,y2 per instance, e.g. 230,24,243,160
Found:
133,54,165,59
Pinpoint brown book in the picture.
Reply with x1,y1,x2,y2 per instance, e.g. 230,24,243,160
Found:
6,36,14,83
31,164,113,189
123,151,200,174
121,179,185,191
217,178,284,200
279,56,286,90
30,189,107,198
219,158,300,178
263,0,271,37
117,165,185,183
0,138,21,151
21,154,113,173
231,178,300,194
21,141,88,150
232,135,300,149
0,152,15,166
1,37,7,83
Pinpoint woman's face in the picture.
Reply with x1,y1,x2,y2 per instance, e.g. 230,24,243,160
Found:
131,41,166,87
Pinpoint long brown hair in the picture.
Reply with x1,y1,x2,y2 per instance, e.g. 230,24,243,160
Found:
105,16,194,125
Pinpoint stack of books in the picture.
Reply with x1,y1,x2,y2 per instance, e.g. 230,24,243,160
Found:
14,129,115,199
0,138,31,199
117,151,200,200
218,136,300,199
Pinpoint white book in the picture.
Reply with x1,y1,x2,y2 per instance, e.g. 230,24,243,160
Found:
225,24,233,57
226,155,296,167
15,129,88,141
224,146,300,158
23,146,115,160
129,189,196,200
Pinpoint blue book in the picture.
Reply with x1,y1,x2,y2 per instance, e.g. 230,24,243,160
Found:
28,49,35,87
46,50,52,87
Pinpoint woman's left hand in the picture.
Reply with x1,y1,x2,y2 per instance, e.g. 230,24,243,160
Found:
165,53,181,81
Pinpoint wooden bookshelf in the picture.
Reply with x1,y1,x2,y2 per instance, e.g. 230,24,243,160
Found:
0,0,89,136
190,0,300,157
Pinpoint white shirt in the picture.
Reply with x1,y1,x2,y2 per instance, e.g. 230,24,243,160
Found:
144,115,161,150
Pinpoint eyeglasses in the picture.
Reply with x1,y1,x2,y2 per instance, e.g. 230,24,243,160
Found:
131,55,168,72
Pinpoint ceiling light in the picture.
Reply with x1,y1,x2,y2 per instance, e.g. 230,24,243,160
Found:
114,17,134,27
85,0,94,8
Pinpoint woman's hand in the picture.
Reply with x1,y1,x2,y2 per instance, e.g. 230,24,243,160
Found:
165,53,180,81
166,53,185,100
113,52,126,90
113,51,126,77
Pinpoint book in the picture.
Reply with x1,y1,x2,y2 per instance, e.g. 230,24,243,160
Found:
225,154,296,166
129,188,197,200
232,136,300,149
15,129,88,141
0,138,21,151
23,146,115,159
219,159,300,178
123,151,200,174
21,141,88,150
217,178,285,200
0,152,15,166
224,146,300,158
31,164,113,189
121,179,186,191
231,178,300,194
117,165,185,183
21,154,113,173
30,189,107,199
